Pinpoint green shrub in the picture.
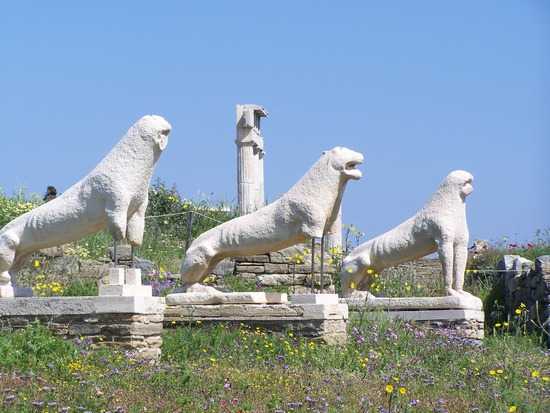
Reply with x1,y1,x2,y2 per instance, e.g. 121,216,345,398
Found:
62,278,98,296
0,322,78,372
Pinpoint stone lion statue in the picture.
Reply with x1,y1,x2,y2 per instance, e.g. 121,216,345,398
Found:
181,146,364,290
340,170,474,298
0,115,172,296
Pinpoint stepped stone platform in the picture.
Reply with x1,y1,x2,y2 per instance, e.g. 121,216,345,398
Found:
0,296,165,360
342,293,484,340
164,293,348,345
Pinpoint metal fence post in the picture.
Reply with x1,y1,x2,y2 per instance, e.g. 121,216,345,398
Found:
185,211,194,252
311,238,316,294
320,235,325,294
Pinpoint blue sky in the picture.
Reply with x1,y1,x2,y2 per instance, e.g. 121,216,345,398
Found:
0,1,548,243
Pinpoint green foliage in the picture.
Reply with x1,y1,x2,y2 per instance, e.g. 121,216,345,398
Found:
0,189,41,229
0,322,78,372
0,319,548,412
62,278,98,297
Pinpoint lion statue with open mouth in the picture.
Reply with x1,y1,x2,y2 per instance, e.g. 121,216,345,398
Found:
181,146,364,291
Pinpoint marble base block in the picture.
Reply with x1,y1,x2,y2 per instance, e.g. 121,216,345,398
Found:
166,292,288,306
291,294,339,305
0,285,15,298
99,284,152,297
109,268,126,285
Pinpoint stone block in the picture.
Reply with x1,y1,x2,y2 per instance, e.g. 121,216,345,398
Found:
165,303,302,319
256,274,306,286
0,285,14,298
109,244,133,261
14,287,34,297
165,292,287,306
235,265,265,274
536,256,550,274
126,268,142,286
99,284,152,297
264,263,289,274
342,294,483,311
234,255,270,263
299,303,349,320
0,296,165,316
109,268,126,285
291,294,339,305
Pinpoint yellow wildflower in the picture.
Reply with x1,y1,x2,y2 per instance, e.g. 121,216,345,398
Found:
531,370,540,378
399,387,407,395
385,384,394,394
489,370,497,376
508,406,517,413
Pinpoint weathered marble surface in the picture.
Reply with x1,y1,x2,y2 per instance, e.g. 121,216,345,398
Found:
341,291,483,311
236,104,268,215
341,170,474,298
0,115,171,297
181,147,363,289
166,291,287,305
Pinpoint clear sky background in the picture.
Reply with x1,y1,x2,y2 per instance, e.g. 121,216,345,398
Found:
0,1,548,243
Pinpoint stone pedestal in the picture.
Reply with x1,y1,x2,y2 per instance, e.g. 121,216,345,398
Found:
342,293,484,340
291,294,339,305
165,300,348,345
166,291,287,305
99,268,152,297
0,296,165,360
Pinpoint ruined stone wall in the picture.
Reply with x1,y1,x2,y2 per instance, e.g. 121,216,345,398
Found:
231,245,337,293
499,255,550,346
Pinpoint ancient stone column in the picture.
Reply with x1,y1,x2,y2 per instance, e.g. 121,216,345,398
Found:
236,104,268,215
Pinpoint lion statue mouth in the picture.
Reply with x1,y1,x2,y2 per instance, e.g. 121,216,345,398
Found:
344,159,363,179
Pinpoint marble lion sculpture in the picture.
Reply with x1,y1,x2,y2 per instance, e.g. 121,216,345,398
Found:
340,170,474,298
0,115,172,294
181,146,364,290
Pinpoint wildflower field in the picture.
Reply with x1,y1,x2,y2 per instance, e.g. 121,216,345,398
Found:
0,318,548,413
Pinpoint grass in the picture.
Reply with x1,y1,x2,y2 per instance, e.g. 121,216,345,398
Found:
0,320,548,412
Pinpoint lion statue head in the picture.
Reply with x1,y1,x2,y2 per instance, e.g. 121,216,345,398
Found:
135,115,172,151
324,146,364,180
442,170,474,200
